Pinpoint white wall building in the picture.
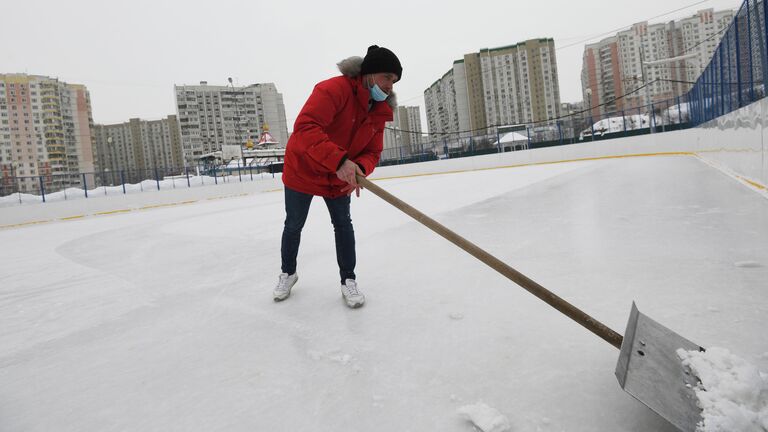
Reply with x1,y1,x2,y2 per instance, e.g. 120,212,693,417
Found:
582,8,735,116
425,39,561,139
383,105,424,160
174,81,288,164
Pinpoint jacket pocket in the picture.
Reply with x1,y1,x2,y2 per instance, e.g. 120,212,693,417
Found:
348,124,378,157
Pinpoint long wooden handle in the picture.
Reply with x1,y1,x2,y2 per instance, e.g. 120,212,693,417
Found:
358,175,623,349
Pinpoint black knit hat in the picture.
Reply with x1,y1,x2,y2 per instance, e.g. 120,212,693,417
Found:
360,45,402,82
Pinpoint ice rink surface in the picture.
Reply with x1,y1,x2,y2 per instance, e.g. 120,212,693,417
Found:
1,155,766,431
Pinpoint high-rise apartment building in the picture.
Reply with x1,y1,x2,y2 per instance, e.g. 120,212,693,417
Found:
676,9,735,85
383,105,423,159
174,81,288,164
424,64,465,136
0,74,95,193
582,8,734,118
93,116,183,181
425,39,562,136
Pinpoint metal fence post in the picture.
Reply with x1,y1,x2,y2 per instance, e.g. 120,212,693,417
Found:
237,160,242,182
443,138,448,159
526,126,532,147
726,31,733,114
121,170,126,194
82,173,88,198
185,166,191,187
622,110,626,134
735,14,743,108
155,167,160,191
589,117,594,141
763,0,768,93
39,176,46,203
747,2,755,103
719,46,725,118
214,165,218,185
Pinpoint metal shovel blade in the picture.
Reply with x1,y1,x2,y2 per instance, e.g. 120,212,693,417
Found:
615,302,705,432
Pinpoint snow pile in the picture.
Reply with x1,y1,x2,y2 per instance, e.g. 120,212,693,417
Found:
677,347,768,432
0,173,280,206
578,114,649,140
457,402,512,432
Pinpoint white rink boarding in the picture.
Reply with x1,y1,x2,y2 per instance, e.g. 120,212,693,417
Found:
1,97,766,228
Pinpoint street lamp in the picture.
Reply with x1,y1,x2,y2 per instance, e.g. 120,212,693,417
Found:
227,77,244,144
585,88,593,111
11,161,21,204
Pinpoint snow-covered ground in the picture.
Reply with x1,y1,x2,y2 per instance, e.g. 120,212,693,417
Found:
1,155,766,431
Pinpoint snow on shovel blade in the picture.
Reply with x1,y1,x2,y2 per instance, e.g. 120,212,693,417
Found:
615,302,704,432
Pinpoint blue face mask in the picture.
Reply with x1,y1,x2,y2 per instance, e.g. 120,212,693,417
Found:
369,82,389,102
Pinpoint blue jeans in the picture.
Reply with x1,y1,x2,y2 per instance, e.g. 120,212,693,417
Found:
281,187,356,284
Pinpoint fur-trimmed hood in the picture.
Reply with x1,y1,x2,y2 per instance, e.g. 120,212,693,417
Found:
337,56,397,109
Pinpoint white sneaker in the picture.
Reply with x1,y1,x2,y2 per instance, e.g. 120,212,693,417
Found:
340,279,365,308
273,273,298,301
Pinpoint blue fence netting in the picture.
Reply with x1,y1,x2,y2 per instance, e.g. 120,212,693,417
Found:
381,0,766,166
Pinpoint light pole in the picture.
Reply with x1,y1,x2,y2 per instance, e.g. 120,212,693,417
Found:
228,77,245,148
11,161,21,204
584,88,594,140
636,41,654,134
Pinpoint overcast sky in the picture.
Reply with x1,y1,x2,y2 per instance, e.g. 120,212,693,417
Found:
2,0,742,130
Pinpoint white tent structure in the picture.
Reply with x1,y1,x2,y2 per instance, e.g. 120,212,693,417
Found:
493,131,529,150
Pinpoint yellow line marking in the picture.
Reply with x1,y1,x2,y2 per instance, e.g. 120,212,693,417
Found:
0,220,52,229
738,176,767,190
372,152,694,182
94,209,132,216
139,203,178,210
0,151,760,229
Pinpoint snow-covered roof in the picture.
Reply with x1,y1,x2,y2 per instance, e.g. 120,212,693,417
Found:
497,131,528,144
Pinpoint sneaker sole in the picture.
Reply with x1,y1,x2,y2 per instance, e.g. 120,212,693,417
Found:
273,276,298,302
343,298,365,308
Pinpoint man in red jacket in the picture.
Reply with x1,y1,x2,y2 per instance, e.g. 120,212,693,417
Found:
273,45,402,308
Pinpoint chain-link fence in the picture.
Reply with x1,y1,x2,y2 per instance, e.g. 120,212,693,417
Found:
689,0,767,124
381,0,766,166
381,94,693,165
3,0,763,204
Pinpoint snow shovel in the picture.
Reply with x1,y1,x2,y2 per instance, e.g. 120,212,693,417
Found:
357,175,705,432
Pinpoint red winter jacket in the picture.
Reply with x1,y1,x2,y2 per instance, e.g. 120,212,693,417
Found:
282,69,393,198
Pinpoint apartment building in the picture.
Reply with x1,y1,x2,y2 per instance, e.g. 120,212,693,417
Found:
0,74,95,194
93,115,183,181
383,105,424,159
581,8,734,117
424,39,562,136
174,81,288,164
